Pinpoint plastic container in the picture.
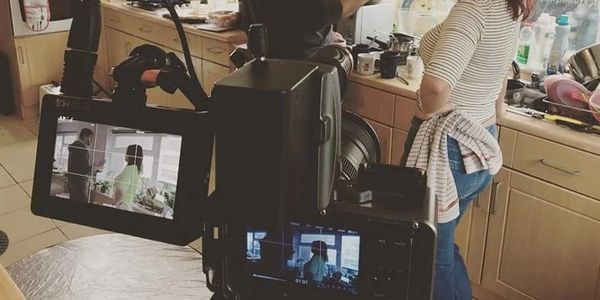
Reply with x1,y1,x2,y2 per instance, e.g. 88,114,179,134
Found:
547,14,570,75
516,23,534,65
528,13,556,74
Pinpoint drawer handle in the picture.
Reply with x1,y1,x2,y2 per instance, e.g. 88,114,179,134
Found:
138,25,153,33
490,181,501,215
110,16,121,23
207,47,225,54
173,38,180,43
539,159,583,176
17,46,24,64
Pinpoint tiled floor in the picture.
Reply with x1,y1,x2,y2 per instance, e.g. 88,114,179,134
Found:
0,114,202,267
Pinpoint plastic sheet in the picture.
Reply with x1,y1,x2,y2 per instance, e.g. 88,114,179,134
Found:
7,234,212,300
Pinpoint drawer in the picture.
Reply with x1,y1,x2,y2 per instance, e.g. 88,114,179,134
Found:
498,127,517,167
513,133,600,199
394,95,418,131
202,38,232,66
364,118,393,164
343,82,396,126
159,26,203,57
390,129,409,166
103,9,128,29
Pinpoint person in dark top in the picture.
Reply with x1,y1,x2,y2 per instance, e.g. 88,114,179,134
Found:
240,0,371,59
67,128,95,202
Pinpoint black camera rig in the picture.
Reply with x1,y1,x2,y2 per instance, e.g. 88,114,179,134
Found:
30,1,437,299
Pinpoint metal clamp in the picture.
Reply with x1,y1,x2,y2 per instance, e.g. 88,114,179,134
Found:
539,159,583,176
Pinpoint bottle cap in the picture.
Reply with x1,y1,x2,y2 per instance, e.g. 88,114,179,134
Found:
557,14,569,26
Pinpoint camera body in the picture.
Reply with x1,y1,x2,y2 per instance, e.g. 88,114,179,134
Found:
31,58,436,300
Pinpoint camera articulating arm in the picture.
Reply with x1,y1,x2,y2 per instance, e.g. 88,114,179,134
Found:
112,0,210,111
60,0,209,111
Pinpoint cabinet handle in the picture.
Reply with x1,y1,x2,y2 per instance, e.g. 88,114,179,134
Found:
207,47,225,54
474,196,480,208
489,181,501,215
17,47,24,64
110,16,121,23
138,25,153,33
173,38,180,44
539,159,583,176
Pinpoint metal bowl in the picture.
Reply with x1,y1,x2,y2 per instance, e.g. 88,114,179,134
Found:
569,43,600,84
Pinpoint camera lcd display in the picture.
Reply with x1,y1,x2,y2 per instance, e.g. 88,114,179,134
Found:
51,116,181,219
246,223,360,296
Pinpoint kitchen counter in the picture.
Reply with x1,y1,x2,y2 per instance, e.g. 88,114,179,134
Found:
101,0,247,43
348,72,600,157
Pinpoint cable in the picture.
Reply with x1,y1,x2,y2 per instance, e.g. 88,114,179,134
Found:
162,0,209,103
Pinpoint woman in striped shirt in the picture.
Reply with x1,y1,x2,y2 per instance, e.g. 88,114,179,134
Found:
401,0,532,298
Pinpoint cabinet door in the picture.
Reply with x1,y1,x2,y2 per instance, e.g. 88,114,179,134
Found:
202,60,230,96
364,118,393,164
482,169,600,300
167,54,203,110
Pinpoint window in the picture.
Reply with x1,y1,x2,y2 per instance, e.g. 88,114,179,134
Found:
114,135,154,150
158,136,182,185
54,133,77,170
528,0,599,51
300,234,336,246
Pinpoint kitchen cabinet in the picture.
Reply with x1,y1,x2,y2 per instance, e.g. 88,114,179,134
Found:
482,168,600,300
100,4,244,110
202,60,230,97
364,118,393,164
345,72,600,300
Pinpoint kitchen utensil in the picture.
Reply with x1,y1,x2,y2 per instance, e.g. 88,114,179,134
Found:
357,53,376,75
568,43,600,84
351,44,374,69
543,74,570,100
396,74,409,85
553,78,590,109
380,51,400,79
369,51,383,72
505,79,526,105
507,106,600,134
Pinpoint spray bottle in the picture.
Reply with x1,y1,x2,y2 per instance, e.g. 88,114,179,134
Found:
547,14,570,75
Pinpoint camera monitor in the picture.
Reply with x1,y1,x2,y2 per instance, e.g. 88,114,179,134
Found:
246,222,360,297
32,95,214,245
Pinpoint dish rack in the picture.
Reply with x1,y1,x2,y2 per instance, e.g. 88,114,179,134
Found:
543,98,600,125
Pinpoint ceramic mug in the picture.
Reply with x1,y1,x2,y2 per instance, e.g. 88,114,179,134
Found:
406,56,424,80
357,53,376,75
369,51,383,72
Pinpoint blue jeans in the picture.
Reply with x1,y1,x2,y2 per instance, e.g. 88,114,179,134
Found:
400,118,496,300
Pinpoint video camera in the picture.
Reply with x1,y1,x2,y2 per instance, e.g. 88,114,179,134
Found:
30,1,437,299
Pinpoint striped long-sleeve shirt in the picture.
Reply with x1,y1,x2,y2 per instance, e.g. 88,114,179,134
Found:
419,0,521,124
405,110,503,223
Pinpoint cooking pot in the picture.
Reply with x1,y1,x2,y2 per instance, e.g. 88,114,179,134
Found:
506,61,526,105
568,43,600,84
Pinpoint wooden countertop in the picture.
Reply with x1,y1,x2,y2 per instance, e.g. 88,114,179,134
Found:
349,73,600,157
349,72,419,99
101,0,247,43
0,264,25,300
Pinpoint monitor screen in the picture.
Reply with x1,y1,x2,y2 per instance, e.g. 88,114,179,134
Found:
246,222,360,296
51,116,182,220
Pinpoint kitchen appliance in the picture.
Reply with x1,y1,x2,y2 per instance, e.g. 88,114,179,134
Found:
569,43,600,84
9,0,72,36
336,3,396,45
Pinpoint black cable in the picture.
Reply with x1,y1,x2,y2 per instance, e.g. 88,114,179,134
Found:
162,0,209,103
